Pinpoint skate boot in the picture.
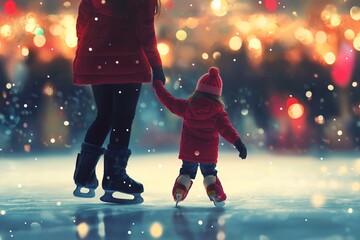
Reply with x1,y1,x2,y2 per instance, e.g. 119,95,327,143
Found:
172,174,193,207
204,175,227,207
73,142,105,198
100,146,144,204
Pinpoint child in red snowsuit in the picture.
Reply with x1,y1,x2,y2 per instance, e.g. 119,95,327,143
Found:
153,67,247,207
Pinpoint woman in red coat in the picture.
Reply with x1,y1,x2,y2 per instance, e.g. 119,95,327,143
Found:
72,0,165,204
153,67,247,207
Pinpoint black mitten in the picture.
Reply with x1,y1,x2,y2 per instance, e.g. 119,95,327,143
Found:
152,66,166,85
234,139,247,159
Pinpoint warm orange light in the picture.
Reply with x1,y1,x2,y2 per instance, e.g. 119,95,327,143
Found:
157,43,170,56
229,36,242,51
288,103,304,119
34,35,46,47
311,194,326,208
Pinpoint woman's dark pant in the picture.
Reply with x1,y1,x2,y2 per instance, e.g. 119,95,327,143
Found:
84,83,142,148
179,160,218,179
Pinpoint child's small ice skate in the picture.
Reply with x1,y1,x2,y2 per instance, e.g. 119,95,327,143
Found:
204,175,227,207
172,175,193,207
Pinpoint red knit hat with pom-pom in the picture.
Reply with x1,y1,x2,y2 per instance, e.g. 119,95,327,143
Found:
196,67,223,96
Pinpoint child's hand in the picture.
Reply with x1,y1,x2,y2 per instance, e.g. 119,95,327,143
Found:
235,140,247,159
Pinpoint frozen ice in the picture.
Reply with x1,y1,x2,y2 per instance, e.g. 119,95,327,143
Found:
0,152,359,239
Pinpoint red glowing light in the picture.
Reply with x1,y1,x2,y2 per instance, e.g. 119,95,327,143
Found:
331,43,355,88
286,97,298,109
265,0,277,12
4,0,16,15
164,0,174,10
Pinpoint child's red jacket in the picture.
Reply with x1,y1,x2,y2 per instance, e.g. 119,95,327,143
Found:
153,81,241,164
73,0,162,85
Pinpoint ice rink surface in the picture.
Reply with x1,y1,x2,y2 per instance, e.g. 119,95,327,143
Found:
0,152,360,240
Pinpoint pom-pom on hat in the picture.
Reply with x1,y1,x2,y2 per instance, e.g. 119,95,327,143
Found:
196,67,223,96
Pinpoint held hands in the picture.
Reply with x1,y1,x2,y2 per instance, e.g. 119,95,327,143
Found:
235,139,247,159
152,66,166,85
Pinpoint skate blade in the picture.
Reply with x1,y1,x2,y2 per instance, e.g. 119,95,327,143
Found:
211,196,225,208
175,194,182,207
100,190,144,205
73,186,95,198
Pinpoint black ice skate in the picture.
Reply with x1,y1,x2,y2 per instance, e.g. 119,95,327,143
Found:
100,146,144,204
73,143,105,198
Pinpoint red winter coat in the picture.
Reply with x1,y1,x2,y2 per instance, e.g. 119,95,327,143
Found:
73,0,162,85
153,81,241,164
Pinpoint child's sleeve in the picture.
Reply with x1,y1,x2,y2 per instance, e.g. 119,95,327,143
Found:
76,0,93,39
153,81,187,118
215,110,241,144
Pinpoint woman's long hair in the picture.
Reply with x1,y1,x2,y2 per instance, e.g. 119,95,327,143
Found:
107,0,161,17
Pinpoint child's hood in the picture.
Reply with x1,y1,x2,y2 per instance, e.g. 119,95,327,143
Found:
188,97,222,119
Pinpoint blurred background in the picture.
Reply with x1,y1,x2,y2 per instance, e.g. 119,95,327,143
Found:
0,0,359,156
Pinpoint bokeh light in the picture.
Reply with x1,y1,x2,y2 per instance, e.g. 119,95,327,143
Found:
286,97,298,108
248,38,261,50
354,160,360,173
324,52,336,65
211,0,228,17
265,0,277,12
77,222,89,239
295,27,314,45
350,6,360,21
331,43,355,87
0,25,12,38
34,35,46,48
175,30,187,41
315,115,325,125
311,194,326,208
21,47,30,57
316,31,327,44
157,42,170,56
305,91,312,99
202,52,209,60
352,182,360,191
212,51,221,60
229,36,242,51
149,222,163,238
4,0,17,15
354,36,360,51
344,29,355,40
65,31,77,48
288,103,304,119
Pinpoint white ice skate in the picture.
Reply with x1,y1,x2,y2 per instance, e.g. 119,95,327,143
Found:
209,195,226,207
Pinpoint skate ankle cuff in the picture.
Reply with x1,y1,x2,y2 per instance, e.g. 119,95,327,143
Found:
106,145,131,157
177,175,192,189
82,142,105,154
203,175,217,187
